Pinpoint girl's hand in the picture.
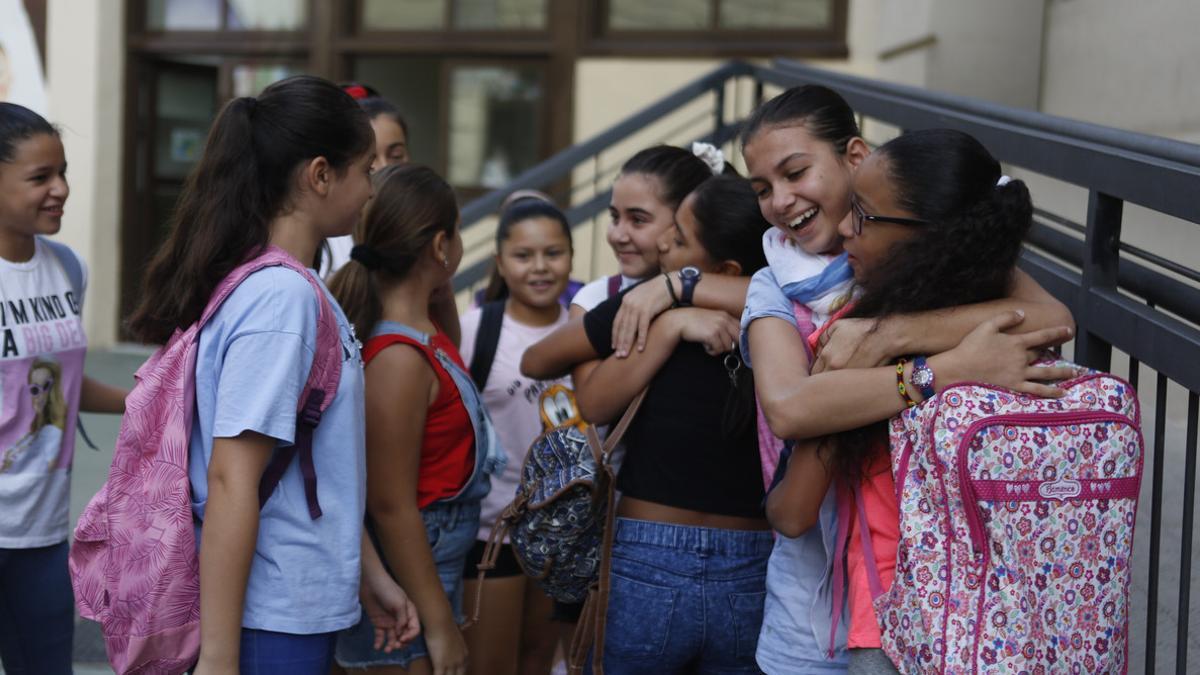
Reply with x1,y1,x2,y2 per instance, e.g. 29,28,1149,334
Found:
811,318,892,373
940,311,1076,397
361,571,421,653
424,617,468,675
192,655,238,675
612,276,674,357
673,308,740,356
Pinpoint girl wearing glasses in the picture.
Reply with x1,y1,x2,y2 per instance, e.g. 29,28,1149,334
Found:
747,129,1076,674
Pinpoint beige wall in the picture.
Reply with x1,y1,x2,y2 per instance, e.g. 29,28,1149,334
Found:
45,0,125,347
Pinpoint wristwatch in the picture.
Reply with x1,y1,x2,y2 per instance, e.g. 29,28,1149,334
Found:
678,266,702,306
910,356,936,400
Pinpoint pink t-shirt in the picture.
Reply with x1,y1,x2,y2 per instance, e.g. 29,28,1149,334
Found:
846,451,900,648
459,305,575,541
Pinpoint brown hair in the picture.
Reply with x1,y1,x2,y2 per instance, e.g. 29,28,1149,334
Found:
127,76,373,344
328,164,458,338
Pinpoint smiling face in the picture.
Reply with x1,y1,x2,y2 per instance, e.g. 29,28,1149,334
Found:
657,192,717,274
370,114,409,170
0,133,69,242
606,173,676,279
839,151,923,281
496,216,572,310
744,123,862,256
29,365,54,413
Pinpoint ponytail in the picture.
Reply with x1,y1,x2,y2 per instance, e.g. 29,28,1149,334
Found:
329,164,458,338
128,76,373,344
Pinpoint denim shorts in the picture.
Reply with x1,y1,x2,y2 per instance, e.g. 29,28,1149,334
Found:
335,500,480,669
592,518,773,675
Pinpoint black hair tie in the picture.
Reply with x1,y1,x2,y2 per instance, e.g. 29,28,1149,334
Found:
350,244,384,271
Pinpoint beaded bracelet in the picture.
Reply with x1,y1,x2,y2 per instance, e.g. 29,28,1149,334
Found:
896,359,917,408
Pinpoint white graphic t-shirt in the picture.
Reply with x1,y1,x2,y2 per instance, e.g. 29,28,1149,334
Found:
0,238,87,547
460,304,575,542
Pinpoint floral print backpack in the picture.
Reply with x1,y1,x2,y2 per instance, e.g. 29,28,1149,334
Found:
861,361,1142,673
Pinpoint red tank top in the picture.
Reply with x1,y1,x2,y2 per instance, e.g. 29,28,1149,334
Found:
363,330,476,509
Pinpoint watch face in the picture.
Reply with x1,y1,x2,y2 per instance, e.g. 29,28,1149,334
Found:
681,266,700,279
912,368,934,388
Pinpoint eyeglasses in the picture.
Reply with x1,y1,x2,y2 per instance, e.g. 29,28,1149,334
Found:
29,376,55,396
850,196,928,236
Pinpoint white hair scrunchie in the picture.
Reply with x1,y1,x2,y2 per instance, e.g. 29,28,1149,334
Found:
996,174,1013,187
692,142,725,176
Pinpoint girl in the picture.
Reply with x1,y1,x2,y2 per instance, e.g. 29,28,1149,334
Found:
128,76,413,674
523,174,773,673
459,198,575,675
324,82,412,277
749,129,1076,674
330,164,503,675
566,145,713,318
0,102,127,675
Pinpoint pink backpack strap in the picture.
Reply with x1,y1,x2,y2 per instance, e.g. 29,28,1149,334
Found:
199,245,343,519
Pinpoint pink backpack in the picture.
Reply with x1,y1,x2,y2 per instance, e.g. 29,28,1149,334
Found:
69,247,344,675
859,363,1143,673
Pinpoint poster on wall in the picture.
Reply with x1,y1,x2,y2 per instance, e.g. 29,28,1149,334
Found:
0,0,47,114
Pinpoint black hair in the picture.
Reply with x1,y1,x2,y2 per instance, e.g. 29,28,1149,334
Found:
482,198,573,303
620,145,714,212
687,174,769,276
740,84,860,155
0,102,58,164
834,128,1033,482
340,81,409,136
683,174,772,443
129,75,374,344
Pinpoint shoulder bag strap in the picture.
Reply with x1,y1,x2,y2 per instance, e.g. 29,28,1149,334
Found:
469,300,506,391
568,388,646,673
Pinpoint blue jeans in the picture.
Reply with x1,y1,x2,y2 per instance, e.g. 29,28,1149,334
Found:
594,518,772,675
0,542,74,675
239,628,336,674
337,500,480,668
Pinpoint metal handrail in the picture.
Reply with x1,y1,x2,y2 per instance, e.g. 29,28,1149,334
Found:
451,56,1200,673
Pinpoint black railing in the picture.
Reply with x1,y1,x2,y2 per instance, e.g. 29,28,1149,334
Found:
455,58,1200,673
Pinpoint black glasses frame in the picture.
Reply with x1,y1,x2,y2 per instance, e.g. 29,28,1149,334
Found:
850,197,929,235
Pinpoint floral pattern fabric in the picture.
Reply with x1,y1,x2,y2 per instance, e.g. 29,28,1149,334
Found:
878,365,1143,673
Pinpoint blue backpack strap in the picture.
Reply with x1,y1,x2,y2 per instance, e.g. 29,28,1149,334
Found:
40,237,85,306
469,300,506,391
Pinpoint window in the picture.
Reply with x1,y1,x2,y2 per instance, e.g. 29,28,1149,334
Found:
589,0,846,56
359,0,548,31
146,0,308,31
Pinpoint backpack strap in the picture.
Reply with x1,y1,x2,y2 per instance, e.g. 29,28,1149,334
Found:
38,237,100,450
606,274,621,298
469,300,506,391
40,236,85,306
568,389,647,674
198,246,343,519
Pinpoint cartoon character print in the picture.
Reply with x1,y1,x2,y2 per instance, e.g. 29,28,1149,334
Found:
0,357,67,474
539,383,587,433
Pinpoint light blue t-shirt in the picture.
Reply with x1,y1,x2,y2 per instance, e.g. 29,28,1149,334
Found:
188,266,367,635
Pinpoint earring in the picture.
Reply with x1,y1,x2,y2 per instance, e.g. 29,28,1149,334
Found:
441,257,449,269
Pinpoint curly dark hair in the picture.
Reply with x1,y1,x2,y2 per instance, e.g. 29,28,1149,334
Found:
832,129,1033,483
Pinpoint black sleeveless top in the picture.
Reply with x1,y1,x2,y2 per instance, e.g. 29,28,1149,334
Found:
583,290,765,518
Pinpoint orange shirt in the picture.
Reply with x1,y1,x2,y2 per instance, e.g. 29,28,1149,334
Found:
846,450,900,648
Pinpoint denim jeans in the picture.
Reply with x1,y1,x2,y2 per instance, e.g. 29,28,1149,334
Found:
238,628,337,674
0,542,74,675
594,518,772,674
336,500,481,668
